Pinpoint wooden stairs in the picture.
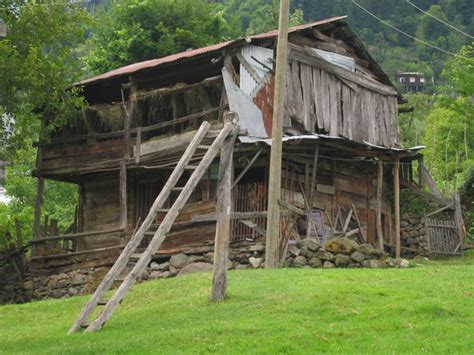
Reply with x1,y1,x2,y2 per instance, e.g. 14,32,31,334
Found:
69,120,237,333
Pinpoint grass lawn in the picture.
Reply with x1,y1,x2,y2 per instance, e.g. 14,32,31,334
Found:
1,251,473,354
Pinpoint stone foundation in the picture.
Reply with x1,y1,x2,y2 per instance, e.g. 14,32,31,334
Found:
0,238,411,305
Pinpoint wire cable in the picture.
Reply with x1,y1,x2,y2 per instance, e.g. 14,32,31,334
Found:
351,0,469,59
406,0,473,39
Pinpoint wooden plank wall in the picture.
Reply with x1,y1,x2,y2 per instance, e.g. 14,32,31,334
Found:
40,139,125,173
285,60,399,147
82,176,122,250
283,157,392,243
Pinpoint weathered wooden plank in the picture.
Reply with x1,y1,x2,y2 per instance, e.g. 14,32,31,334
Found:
212,136,234,301
394,155,401,259
30,245,125,261
231,148,264,189
288,44,398,96
306,145,319,238
33,177,44,241
29,228,124,244
376,160,384,251
119,161,127,230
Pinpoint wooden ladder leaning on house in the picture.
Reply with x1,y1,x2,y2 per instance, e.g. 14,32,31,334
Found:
69,120,237,334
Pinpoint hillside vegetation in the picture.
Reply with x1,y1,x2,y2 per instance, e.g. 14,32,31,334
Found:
1,252,473,353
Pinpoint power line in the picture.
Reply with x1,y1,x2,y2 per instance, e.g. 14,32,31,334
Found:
351,0,469,60
406,0,474,39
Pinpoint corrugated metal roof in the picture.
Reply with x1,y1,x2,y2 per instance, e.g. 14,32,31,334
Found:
78,16,347,86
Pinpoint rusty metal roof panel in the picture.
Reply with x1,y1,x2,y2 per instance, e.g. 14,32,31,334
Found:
78,16,347,86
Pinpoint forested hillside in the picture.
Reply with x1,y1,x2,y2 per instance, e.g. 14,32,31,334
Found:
213,0,473,84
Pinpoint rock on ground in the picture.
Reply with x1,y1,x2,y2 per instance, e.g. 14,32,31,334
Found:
177,262,213,276
324,238,358,255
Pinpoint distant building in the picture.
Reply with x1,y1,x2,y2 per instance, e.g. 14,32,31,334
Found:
395,72,426,92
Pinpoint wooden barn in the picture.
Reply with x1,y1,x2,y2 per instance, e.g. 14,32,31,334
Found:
30,16,431,273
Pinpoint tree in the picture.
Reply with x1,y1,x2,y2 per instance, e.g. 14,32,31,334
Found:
422,44,474,190
0,2,92,245
86,0,232,74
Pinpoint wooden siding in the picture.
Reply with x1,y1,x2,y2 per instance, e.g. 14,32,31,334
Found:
285,60,399,147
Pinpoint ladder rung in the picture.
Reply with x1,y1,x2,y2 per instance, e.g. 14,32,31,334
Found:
171,187,184,191
115,277,125,283
130,253,143,260
80,323,90,329
185,165,197,169
156,208,169,213
197,145,211,149
97,300,108,306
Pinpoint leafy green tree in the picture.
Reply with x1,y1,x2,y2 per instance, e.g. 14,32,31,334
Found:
422,44,474,191
0,2,91,246
86,0,232,73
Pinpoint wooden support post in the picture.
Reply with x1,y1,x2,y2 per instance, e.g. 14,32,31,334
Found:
265,0,290,269
394,155,401,259
212,138,234,301
454,192,465,256
306,144,319,238
15,219,23,248
123,78,137,160
33,177,44,240
119,160,128,230
135,127,141,165
376,160,384,251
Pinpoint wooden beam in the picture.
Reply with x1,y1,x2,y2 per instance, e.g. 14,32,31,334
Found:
394,155,401,259
123,78,137,160
278,199,305,216
32,177,45,246
265,0,290,269
119,160,128,230
231,148,264,189
288,43,398,96
239,220,266,236
34,105,225,147
29,228,125,244
235,51,263,83
376,160,384,251
454,192,466,256
30,245,125,261
15,219,23,248
306,145,319,238
212,137,234,301
135,127,141,165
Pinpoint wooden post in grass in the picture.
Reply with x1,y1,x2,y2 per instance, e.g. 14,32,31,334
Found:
212,118,237,301
265,0,290,269
394,155,401,259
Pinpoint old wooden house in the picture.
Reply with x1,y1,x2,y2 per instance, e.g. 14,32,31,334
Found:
30,16,436,274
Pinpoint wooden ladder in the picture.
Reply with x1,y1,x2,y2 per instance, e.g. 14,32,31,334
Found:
69,120,236,333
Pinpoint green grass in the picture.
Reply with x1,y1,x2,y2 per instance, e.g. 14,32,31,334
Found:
1,251,473,354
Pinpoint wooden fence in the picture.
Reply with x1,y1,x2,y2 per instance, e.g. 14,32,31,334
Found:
426,218,463,256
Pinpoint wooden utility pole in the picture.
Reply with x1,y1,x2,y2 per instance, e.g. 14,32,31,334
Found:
265,0,290,269
394,155,401,259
